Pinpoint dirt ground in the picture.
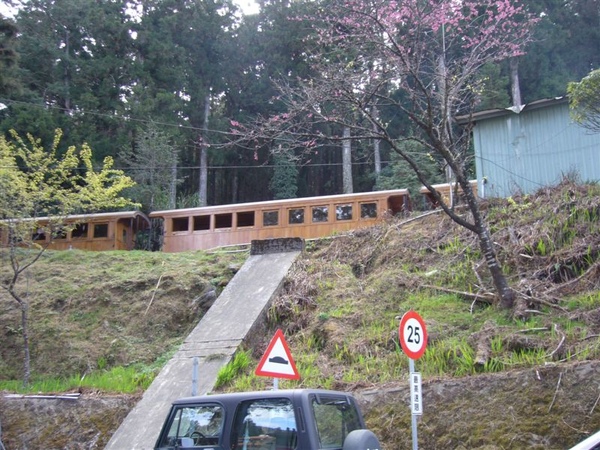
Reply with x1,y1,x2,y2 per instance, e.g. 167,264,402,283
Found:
360,360,600,449
2,180,600,449
1,361,599,449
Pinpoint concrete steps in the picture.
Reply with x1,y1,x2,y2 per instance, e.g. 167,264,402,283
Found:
105,239,303,450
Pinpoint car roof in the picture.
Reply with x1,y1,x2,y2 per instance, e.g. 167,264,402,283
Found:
170,388,356,406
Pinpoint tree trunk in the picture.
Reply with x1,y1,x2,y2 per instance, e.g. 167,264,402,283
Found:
510,57,522,107
63,30,71,113
199,94,210,207
342,126,353,194
459,178,515,309
169,148,177,209
21,301,31,387
372,105,381,177
232,169,238,204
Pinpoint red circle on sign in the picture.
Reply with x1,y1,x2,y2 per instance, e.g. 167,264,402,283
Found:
399,311,428,360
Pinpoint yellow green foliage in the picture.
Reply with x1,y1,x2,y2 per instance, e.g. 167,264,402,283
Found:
0,129,138,243
568,69,600,133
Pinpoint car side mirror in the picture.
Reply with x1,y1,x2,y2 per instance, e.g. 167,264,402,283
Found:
342,429,381,450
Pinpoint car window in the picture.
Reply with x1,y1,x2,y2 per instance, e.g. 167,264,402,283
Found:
231,398,297,450
311,394,362,449
157,403,224,449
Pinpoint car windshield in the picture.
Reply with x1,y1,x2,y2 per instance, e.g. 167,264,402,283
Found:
157,403,224,449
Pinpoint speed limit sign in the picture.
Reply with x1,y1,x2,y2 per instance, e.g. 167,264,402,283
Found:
399,311,428,360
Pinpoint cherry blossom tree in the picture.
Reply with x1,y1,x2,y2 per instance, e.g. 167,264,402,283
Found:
240,0,538,309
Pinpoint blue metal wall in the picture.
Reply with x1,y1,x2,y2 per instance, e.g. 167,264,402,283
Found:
473,100,600,198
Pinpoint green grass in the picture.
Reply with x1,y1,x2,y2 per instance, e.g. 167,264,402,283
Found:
0,364,157,394
215,349,252,388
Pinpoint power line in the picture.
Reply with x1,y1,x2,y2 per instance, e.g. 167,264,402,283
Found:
0,97,236,137
0,159,399,172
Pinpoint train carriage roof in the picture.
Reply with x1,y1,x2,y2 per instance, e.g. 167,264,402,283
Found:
149,189,410,218
1,211,149,224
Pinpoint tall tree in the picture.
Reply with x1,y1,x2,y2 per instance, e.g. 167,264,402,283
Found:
0,129,137,386
0,16,19,97
5,0,137,158
222,0,327,201
119,122,181,211
270,151,299,199
518,0,600,102
244,0,538,309
132,0,235,207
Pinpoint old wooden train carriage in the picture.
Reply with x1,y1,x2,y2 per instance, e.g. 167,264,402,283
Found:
1,211,150,251
150,190,411,252
420,180,479,209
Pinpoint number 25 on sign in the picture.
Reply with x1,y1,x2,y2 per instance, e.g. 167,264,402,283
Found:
399,311,428,360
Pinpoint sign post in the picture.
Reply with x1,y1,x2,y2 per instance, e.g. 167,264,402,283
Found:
399,311,428,450
255,329,300,389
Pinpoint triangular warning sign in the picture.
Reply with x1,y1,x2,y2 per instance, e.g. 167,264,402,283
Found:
255,329,300,380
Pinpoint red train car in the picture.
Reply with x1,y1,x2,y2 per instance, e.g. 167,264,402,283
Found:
420,180,478,209
150,190,411,252
0,211,150,251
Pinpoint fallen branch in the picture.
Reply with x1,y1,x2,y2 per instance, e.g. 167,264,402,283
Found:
590,392,600,415
517,327,550,334
4,393,80,401
525,296,568,312
394,209,444,228
421,284,495,304
523,309,548,315
474,337,492,366
546,260,600,296
145,264,165,316
548,372,563,413
582,334,600,342
545,324,566,359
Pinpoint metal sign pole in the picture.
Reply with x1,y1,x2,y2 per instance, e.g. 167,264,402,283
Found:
409,358,418,450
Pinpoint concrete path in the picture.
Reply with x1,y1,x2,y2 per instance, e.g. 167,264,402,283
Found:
105,239,303,450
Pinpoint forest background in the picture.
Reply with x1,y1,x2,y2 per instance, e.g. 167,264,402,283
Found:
0,0,599,213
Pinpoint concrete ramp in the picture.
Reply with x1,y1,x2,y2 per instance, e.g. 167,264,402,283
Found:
105,238,303,450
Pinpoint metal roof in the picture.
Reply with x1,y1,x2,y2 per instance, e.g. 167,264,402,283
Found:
455,97,569,124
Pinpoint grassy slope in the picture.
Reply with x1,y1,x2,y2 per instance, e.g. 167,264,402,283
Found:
2,180,600,449
0,249,246,384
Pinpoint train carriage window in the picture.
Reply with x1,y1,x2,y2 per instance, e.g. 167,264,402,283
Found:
52,227,67,239
194,215,211,231
263,210,279,227
72,223,88,239
172,217,189,232
93,223,109,238
335,204,353,221
360,203,378,219
215,213,232,229
288,208,304,224
237,211,255,228
32,228,47,241
388,194,408,216
312,206,328,223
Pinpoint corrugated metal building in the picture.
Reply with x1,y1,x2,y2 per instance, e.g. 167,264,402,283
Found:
464,97,600,198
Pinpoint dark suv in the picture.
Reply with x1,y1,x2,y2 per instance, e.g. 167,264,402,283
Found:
154,388,380,450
